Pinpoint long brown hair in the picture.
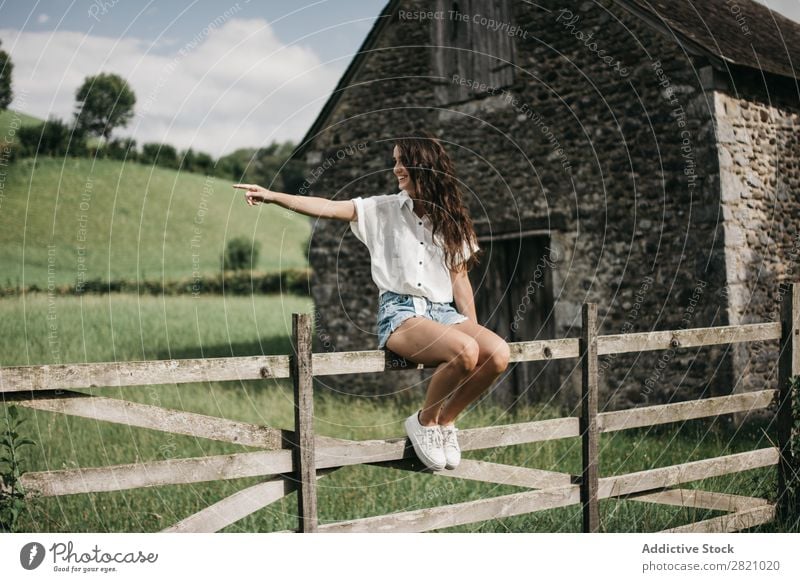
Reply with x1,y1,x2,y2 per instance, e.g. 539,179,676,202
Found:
394,133,481,272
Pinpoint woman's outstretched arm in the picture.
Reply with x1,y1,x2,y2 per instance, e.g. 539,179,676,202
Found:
233,184,356,221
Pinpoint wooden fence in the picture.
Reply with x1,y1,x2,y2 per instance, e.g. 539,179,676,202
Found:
2,284,799,533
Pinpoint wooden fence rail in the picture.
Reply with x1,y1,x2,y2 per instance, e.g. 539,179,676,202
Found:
2,284,798,533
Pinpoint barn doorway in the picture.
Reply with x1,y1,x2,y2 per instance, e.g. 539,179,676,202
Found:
468,234,558,407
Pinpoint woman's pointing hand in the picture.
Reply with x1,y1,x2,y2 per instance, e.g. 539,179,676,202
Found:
233,184,272,206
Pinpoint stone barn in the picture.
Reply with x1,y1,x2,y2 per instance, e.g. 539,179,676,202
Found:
290,0,800,412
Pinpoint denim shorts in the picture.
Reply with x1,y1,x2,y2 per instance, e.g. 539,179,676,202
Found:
376,290,468,350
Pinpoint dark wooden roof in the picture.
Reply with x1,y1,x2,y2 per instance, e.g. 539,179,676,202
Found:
619,0,800,81
292,0,800,160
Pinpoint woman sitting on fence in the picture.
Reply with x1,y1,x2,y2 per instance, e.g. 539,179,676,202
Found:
233,133,510,472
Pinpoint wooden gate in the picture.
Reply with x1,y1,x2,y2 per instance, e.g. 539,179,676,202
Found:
2,285,798,533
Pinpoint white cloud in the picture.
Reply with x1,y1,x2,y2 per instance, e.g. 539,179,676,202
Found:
0,18,345,157
37,14,49,24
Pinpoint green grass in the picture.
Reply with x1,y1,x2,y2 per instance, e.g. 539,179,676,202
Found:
0,293,791,532
0,157,311,288
0,293,312,365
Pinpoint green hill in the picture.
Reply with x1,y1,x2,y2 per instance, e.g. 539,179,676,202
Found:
0,157,311,287
0,109,44,144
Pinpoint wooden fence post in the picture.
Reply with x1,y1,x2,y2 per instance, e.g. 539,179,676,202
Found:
777,283,799,522
291,313,318,532
580,302,600,532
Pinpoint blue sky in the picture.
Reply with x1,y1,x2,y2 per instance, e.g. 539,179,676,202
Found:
0,0,385,60
1,0,797,157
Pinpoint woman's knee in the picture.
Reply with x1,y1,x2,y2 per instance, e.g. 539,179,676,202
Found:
482,341,511,374
449,336,480,373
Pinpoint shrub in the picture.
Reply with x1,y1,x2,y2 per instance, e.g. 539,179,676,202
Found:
87,137,137,161
105,137,137,161
222,236,260,271
15,116,86,159
140,142,178,169
178,149,216,175
0,269,313,298
194,151,215,174
0,406,35,533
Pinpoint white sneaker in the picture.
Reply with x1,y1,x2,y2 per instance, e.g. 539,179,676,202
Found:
404,411,446,471
440,424,461,469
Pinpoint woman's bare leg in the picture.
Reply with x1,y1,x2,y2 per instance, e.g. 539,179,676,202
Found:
385,317,510,426
437,320,510,425
385,317,480,425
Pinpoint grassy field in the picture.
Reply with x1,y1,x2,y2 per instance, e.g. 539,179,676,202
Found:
0,157,311,288
0,293,313,365
0,293,787,533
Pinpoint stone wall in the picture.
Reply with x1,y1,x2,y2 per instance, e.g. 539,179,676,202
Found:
301,0,750,410
714,70,800,400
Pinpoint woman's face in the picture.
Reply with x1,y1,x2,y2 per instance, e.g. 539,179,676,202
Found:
392,145,414,194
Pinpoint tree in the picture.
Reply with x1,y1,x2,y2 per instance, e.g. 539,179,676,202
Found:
0,39,12,111
180,148,197,172
73,73,136,141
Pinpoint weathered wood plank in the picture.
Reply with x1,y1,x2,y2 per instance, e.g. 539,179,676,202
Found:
310,437,409,467
21,438,390,498
5,390,287,448
5,389,349,450
0,322,778,392
599,390,777,432
311,338,581,374
660,504,775,533
0,339,566,393
598,448,779,499
313,338,588,374
598,322,780,356
315,417,580,468
316,449,778,533
373,457,574,489
21,449,294,497
162,469,337,533
291,313,318,533
581,303,600,532
313,350,424,375
317,485,582,533
163,476,289,533
509,338,580,364
443,461,573,489
627,488,770,512
0,355,291,393
777,283,800,521
457,417,580,449
16,418,576,497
